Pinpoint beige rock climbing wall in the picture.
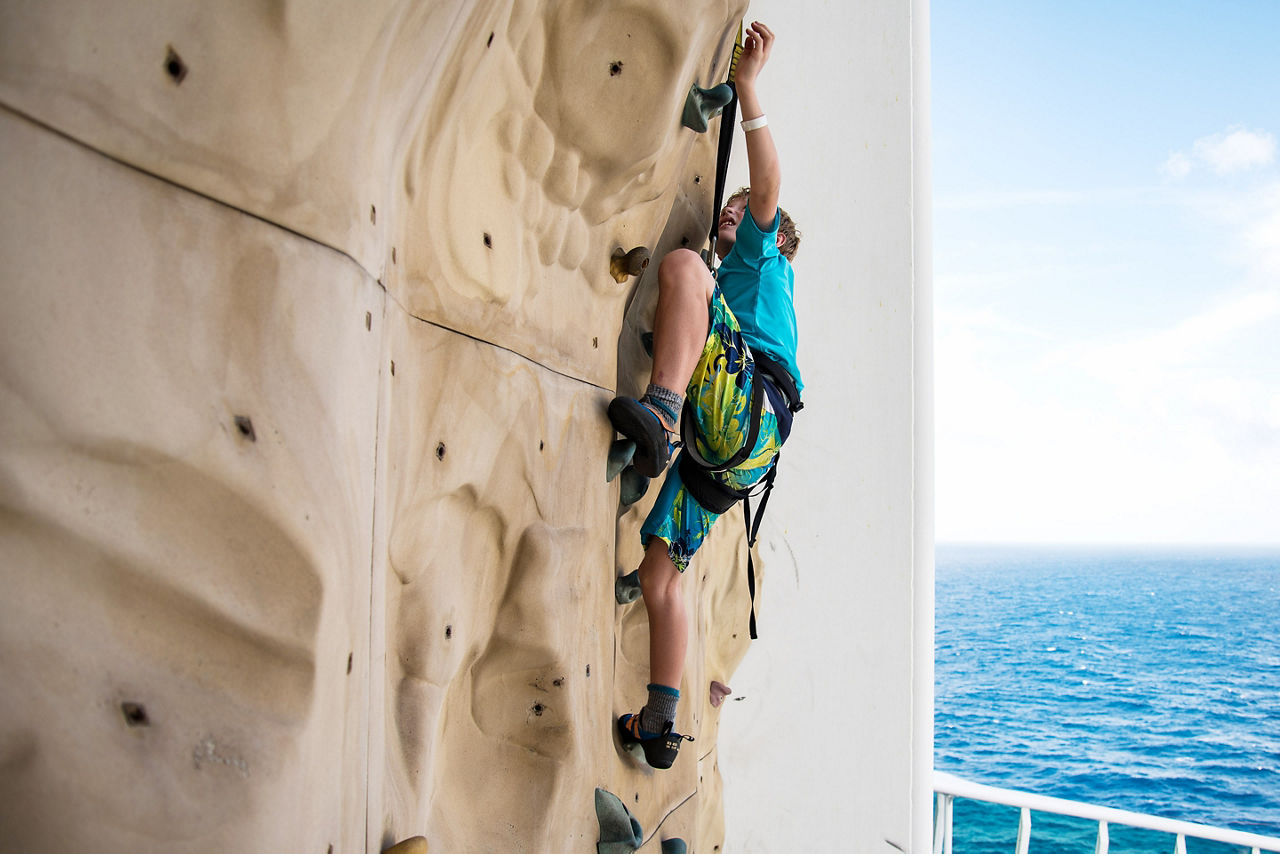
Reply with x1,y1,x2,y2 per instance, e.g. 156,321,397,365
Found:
0,1,774,851
0,105,381,852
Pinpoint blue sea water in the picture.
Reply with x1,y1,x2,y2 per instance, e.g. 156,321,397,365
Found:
935,544,1280,851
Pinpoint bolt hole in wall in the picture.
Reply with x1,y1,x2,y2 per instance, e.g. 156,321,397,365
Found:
609,60,623,76
164,46,186,83
435,443,446,460
121,702,149,727
234,415,255,441
483,232,492,248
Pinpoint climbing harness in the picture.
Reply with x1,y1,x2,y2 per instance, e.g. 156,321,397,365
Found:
677,352,802,639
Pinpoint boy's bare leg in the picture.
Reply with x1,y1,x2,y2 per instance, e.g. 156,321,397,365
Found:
634,251,709,698
638,541,687,691
647,249,715,427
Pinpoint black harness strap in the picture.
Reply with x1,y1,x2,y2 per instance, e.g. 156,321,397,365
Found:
677,448,777,640
707,83,737,262
707,24,743,262
742,458,777,639
752,351,804,415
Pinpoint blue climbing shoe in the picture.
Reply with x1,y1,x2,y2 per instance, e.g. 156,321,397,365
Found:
608,397,676,478
616,713,692,770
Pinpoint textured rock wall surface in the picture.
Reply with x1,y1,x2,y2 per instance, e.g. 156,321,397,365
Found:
0,1,756,851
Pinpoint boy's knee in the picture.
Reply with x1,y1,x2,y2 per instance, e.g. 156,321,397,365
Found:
658,249,713,302
639,546,681,601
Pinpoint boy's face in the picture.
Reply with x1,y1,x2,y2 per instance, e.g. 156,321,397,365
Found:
715,198,748,258
715,196,786,259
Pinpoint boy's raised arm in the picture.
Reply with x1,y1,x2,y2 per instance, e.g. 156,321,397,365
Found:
734,21,781,229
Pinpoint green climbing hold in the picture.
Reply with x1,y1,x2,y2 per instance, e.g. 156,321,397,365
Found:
681,82,734,133
619,467,650,506
608,439,637,482
660,840,688,854
595,787,643,853
615,569,642,604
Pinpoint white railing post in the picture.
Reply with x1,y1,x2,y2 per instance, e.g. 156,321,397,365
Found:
945,797,954,854
1016,806,1031,854
933,793,945,854
944,793,954,854
1174,833,1186,854
933,792,955,854
1095,819,1109,854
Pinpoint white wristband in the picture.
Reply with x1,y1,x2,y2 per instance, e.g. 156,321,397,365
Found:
740,115,768,132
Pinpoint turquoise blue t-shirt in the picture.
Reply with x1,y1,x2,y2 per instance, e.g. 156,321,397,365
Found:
715,208,803,392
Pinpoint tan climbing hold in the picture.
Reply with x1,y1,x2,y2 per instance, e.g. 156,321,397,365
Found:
383,836,428,854
610,246,651,283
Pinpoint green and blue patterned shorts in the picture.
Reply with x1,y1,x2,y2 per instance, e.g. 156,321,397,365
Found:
640,287,783,571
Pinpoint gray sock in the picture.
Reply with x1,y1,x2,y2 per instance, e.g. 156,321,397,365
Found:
640,683,680,735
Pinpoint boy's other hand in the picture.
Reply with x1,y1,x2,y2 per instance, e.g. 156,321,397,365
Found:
735,21,774,88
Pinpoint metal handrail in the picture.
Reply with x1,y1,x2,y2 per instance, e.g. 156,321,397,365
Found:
934,771,1280,854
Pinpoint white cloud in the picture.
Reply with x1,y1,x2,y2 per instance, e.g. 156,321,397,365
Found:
1160,126,1276,180
1194,126,1276,174
1163,151,1193,180
1168,126,1277,178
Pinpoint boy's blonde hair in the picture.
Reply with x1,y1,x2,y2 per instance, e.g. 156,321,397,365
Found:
724,187,801,261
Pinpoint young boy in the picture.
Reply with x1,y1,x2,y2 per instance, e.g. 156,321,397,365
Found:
608,21,803,769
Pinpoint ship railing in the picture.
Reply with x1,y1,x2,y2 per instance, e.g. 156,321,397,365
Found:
933,770,1280,854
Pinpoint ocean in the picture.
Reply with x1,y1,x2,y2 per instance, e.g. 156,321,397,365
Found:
934,544,1280,852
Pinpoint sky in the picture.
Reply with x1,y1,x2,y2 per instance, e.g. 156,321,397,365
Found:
932,2,1280,545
